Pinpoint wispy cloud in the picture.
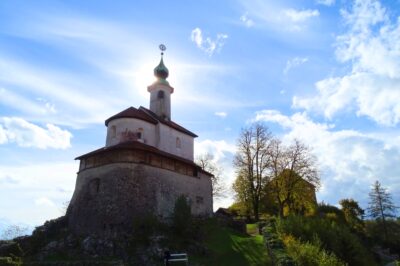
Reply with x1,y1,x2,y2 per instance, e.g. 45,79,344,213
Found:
283,9,320,23
190,28,228,56
316,0,335,6
0,117,72,149
240,12,255,27
284,57,309,74
238,0,320,32
215,111,228,118
293,0,400,126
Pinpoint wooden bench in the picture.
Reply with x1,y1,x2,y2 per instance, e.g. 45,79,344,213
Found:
164,253,188,265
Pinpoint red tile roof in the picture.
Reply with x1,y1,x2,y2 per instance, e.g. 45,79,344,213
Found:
139,107,198,137
75,140,212,175
105,107,158,126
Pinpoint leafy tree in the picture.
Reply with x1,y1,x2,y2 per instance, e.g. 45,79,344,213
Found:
233,123,273,221
367,180,398,240
268,139,319,217
196,153,226,199
266,169,317,216
339,198,364,232
232,170,254,219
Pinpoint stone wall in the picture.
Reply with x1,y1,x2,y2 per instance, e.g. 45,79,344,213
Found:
68,150,212,237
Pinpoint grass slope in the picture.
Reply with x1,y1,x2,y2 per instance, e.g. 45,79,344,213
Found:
192,221,270,266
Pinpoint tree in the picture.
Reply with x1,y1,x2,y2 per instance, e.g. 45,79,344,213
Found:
267,169,317,216
196,153,226,199
233,123,273,221
232,170,254,219
339,198,365,232
268,139,320,217
367,180,398,240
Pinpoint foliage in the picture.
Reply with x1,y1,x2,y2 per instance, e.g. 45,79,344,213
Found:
233,123,273,221
266,169,317,217
172,195,192,237
196,153,227,199
132,212,163,244
339,198,365,232
317,202,346,224
367,180,398,240
365,219,400,254
275,215,377,266
267,139,320,217
232,173,254,219
0,257,22,266
283,235,345,266
262,218,294,266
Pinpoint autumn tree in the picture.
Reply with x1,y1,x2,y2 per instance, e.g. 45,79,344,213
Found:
267,169,317,216
367,180,398,240
268,139,319,217
233,123,273,221
196,153,226,199
339,198,365,232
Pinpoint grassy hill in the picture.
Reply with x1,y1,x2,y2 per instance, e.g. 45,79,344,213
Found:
191,221,270,266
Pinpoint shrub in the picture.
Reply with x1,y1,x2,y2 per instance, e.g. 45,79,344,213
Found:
132,213,161,244
283,235,345,266
172,195,192,237
276,215,376,265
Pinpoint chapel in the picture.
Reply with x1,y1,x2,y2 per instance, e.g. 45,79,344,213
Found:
67,46,213,236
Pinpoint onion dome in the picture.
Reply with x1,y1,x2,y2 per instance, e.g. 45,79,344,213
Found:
153,44,169,85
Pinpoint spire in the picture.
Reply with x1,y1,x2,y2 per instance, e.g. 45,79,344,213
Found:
154,44,169,85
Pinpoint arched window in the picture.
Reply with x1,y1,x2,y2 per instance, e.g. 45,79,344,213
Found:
157,90,164,99
136,128,143,139
176,137,181,148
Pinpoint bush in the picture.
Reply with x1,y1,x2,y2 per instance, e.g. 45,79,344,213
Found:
0,257,22,266
283,235,345,266
132,213,162,244
172,195,192,237
276,215,376,265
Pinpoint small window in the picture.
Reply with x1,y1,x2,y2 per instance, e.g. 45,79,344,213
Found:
111,125,116,138
196,196,204,204
176,137,181,148
136,132,142,139
157,90,164,99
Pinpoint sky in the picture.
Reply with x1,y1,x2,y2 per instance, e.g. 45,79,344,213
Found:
1,0,400,233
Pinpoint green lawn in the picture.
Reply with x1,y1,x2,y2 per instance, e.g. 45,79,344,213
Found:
191,221,270,266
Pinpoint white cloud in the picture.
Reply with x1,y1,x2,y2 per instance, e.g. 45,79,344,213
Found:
240,12,255,27
238,1,320,32
0,117,72,149
190,28,228,56
293,0,400,126
0,161,77,226
254,110,400,207
35,197,56,207
283,9,320,23
316,0,335,6
284,57,308,74
195,139,237,209
214,111,228,118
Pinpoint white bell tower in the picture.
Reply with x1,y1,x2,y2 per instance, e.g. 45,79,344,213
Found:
147,44,174,120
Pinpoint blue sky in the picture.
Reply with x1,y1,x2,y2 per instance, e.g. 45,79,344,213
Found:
1,0,400,232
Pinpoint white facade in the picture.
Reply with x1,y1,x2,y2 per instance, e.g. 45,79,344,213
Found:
148,83,174,121
105,117,194,161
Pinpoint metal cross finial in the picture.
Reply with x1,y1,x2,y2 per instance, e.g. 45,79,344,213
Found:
159,44,166,55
